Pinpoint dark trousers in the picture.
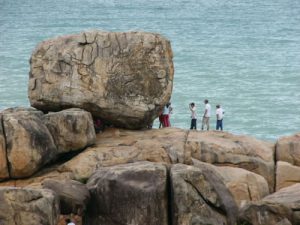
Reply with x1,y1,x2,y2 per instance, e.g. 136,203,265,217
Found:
216,119,223,130
190,119,197,130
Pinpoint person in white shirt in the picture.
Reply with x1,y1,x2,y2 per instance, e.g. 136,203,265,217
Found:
201,99,211,130
216,104,224,130
189,102,197,129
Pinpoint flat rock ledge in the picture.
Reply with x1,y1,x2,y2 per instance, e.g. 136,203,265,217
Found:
28,30,174,129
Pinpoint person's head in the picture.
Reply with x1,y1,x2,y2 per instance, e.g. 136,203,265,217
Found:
166,102,171,107
216,104,220,108
204,99,208,104
190,102,195,107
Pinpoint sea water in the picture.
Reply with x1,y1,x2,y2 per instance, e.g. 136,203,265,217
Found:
0,0,299,141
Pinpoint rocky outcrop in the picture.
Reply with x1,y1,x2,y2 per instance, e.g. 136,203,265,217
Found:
0,107,95,180
170,163,238,225
276,133,300,190
43,108,95,154
186,131,275,192
0,187,59,225
29,31,174,129
2,108,57,178
42,179,90,215
86,161,168,225
192,159,269,208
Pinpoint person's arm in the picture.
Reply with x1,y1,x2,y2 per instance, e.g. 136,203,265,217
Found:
203,109,207,117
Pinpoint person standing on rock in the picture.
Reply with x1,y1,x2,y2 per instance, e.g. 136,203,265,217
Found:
189,102,197,130
216,104,224,131
201,99,211,130
162,102,172,127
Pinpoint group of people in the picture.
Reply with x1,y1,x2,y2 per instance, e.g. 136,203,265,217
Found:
189,99,224,131
159,99,224,131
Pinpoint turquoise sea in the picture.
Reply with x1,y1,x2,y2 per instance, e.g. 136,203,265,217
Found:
0,0,299,140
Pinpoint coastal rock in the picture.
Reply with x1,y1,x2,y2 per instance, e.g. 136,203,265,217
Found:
185,131,275,192
0,114,9,180
43,108,95,154
29,30,174,129
192,159,269,208
42,179,90,215
170,163,238,225
263,183,300,224
276,133,300,166
0,187,59,225
86,161,168,225
276,161,300,191
59,128,188,181
238,202,293,225
2,108,57,178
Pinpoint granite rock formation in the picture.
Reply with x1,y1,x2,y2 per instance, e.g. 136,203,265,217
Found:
0,107,95,180
86,161,168,225
276,133,300,190
42,179,90,215
0,187,59,225
29,31,174,129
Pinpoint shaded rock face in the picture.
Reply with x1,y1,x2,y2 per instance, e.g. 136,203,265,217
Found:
0,115,9,179
170,163,238,225
186,131,275,192
0,187,59,225
29,31,174,129
43,108,95,154
2,108,57,178
86,161,168,225
238,202,293,225
42,179,90,215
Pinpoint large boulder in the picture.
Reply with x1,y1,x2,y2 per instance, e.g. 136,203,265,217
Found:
29,31,174,129
0,114,9,180
185,131,275,192
43,108,95,154
170,163,238,225
0,187,59,225
2,108,57,178
86,161,168,225
42,179,90,215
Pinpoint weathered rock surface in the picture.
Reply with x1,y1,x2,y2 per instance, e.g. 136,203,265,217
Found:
276,161,300,191
0,187,59,225
186,131,275,192
192,159,269,208
59,127,188,181
42,179,90,215
170,163,238,225
86,161,168,225
43,108,95,154
0,114,9,180
238,202,293,225
263,183,300,224
29,31,174,129
276,133,300,166
2,108,57,178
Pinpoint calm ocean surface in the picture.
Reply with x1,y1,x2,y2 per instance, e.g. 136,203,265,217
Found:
0,0,299,141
